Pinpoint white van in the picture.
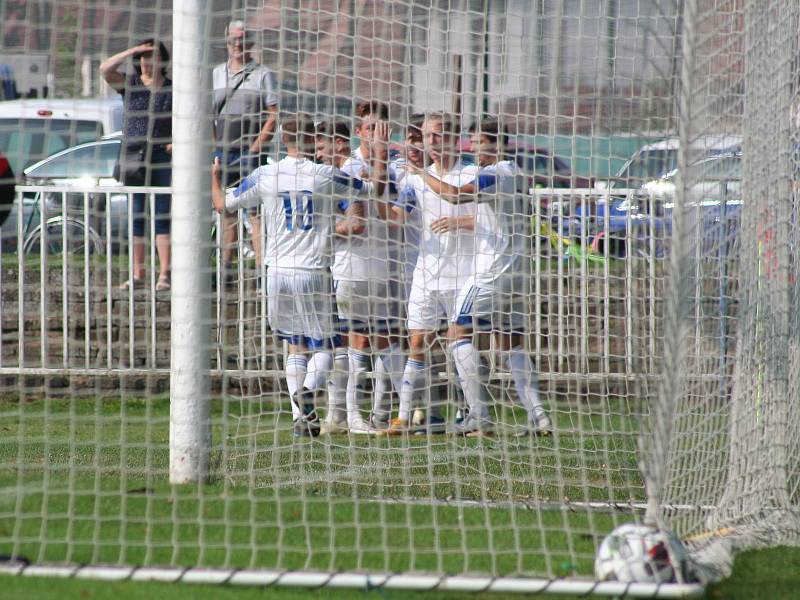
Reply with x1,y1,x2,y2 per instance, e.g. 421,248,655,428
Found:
0,97,123,173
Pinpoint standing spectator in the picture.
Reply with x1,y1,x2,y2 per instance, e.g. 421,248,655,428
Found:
100,40,173,291
213,20,279,272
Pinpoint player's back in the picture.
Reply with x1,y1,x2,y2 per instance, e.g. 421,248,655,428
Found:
260,156,339,270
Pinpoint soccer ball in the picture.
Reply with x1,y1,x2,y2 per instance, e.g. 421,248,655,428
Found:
594,524,688,584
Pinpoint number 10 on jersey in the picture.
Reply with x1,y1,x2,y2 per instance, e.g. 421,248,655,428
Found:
282,192,314,231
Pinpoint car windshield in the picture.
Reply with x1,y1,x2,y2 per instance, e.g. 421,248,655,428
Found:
695,156,741,180
0,118,104,173
26,141,120,179
514,152,571,175
617,149,677,182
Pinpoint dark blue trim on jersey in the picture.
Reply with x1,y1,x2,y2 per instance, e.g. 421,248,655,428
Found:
454,315,493,327
457,286,479,317
338,199,349,212
333,175,364,190
232,172,258,198
391,187,417,212
476,174,497,190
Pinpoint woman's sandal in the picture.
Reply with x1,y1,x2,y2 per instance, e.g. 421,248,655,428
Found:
156,275,171,292
119,277,143,290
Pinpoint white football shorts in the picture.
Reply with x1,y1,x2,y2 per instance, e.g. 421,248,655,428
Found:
452,274,532,333
406,273,460,332
334,278,392,333
267,267,337,348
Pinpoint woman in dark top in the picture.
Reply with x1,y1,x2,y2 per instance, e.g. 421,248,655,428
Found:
100,39,173,291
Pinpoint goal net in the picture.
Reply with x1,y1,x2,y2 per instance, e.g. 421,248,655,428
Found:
0,0,796,594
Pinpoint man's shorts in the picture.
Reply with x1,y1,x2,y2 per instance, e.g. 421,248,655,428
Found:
452,274,532,333
334,279,392,334
267,267,337,348
406,273,460,332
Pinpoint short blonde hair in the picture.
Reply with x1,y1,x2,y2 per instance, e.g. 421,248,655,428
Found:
425,111,458,135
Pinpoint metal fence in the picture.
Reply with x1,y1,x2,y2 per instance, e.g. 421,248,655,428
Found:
1,184,673,396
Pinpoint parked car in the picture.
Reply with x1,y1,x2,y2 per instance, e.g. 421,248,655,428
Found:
598,134,742,191
589,152,742,259
549,136,743,254
6,134,268,255
0,97,123,173
1,134,124,254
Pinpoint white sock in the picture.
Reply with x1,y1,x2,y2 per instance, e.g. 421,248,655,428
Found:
378,344,406,394
303,351,332,392
372,355,392,422
285,354,307,420
398,358,428,422
506,346,546,421
428,355,446,419
449,340,490,421
346,349,370,423
372,344,405,420
326,349,348,422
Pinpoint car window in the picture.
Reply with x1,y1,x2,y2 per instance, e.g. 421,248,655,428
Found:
26,141,120,179
510,152,571,173
617,149,677,181
552,156,571,174
0,118,104,172
696,156,741,180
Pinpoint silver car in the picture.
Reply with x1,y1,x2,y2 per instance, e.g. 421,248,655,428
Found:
2,136,127,254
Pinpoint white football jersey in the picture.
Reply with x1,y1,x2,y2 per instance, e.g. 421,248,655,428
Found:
391,159,422,277
225,155,372,270
331,146,392,282
404,159,479,291
472,159,531,282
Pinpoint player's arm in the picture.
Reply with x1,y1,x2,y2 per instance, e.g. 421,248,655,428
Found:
335,198,366,236
387,185,416,225
99,42,155,93
211,157,261,213
249,70,279,154
411,166,498,205
369,120,399,221
250,103,278,154
430,215,475,234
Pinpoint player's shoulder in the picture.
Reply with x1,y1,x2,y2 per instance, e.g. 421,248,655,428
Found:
249,163,278,186
458,159,479,172
339,156,358,177
495,159,518,176
312,162,337,178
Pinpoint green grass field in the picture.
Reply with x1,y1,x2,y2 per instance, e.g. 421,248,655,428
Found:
2,394,793,598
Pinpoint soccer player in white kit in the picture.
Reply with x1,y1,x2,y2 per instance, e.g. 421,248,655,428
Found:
381,112,480,435
212,113,379,437
328,102,406,434
410,118,551,436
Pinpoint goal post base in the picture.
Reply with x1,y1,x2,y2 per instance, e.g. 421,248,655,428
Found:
0,562,705,598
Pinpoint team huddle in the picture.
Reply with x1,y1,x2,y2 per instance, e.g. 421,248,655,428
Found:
211,102,551,438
